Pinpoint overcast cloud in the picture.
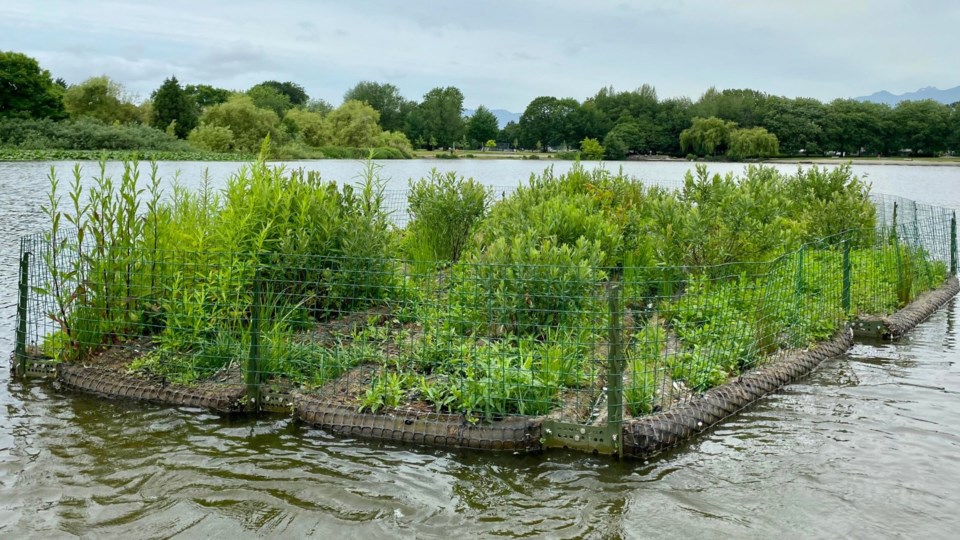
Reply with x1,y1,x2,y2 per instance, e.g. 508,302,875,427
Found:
2,0,958,110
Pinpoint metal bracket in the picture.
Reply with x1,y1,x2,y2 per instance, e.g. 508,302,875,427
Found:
853,318,888,339
541,420,618,454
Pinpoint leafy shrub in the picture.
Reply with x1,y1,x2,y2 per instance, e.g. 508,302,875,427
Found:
475,164,630,266
199,95,283,153
450,233,606,337
580,137,605,160
0,148,248,161
653,165,799,268
404,170,491,264
374,130,414,153
0,117,190,151
784,164,876,244
552,150,580,160
188,123,235,152
316,146,410,159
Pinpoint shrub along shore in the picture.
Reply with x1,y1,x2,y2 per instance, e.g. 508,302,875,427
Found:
27,148,949,422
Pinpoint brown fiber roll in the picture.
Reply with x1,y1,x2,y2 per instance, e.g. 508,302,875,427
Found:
294,397,543,452
57,364,246,413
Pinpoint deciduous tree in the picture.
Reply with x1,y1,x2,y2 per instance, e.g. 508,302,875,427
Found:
63,76,140,124
680,116,737,156
283,107,329,146
466,105,499,148
0,51,65,119
247,84,292,117
197,94,281,152
580,137,604,160
259,80,309,107
414,86,465,148
344,81,411,132
326,99,382,147
728,127,779,159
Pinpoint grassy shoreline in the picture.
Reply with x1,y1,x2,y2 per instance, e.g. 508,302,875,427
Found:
0,148,253,162
4,147,958,166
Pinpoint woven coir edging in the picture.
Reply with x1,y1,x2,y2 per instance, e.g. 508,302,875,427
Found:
879,276,959,338
622,275,959,457
621,330,853,458
57,363,246,413
294,397,543,452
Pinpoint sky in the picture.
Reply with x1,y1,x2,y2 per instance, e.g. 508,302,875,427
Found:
2,0,959,111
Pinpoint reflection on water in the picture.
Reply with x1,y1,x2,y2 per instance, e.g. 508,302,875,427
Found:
2,161,960,537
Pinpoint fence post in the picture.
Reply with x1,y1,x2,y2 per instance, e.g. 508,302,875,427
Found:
842,240,852,315
913,200,919,241
15,247,30,378
795,245,805,297
951,211,957,276
247,269,263,411
606,280,624,459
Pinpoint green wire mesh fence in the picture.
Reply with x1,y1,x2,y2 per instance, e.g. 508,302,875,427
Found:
16,218,955,415
10,163,959,455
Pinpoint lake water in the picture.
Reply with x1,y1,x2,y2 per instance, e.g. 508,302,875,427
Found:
2,159,959,537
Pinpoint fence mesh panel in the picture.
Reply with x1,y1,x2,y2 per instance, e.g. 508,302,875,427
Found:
12,167,959,453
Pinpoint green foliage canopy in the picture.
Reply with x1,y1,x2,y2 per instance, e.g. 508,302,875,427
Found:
259,80,309,107
247,84,292,117
63,76,141,124
150,76,198,138
344,81,411,132
680,116,737,156
409,86,465,149
466,105,499,149
580,137,604,160
326,100,382,147
196,94,281,152
0,51,66,119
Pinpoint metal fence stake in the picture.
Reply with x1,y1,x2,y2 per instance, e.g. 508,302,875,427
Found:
951,211,957,276
247,268,263,410
607,281,624,459
842,240,852,316
15,246,30,378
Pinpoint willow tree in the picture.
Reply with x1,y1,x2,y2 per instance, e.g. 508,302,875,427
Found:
63,76,141,124
680,116,737,156
728,127,779,159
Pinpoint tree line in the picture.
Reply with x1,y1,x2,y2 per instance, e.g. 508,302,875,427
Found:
2,50,959,159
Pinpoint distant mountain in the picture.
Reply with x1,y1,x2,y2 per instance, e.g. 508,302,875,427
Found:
463,108,522,128
855,85,960,106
